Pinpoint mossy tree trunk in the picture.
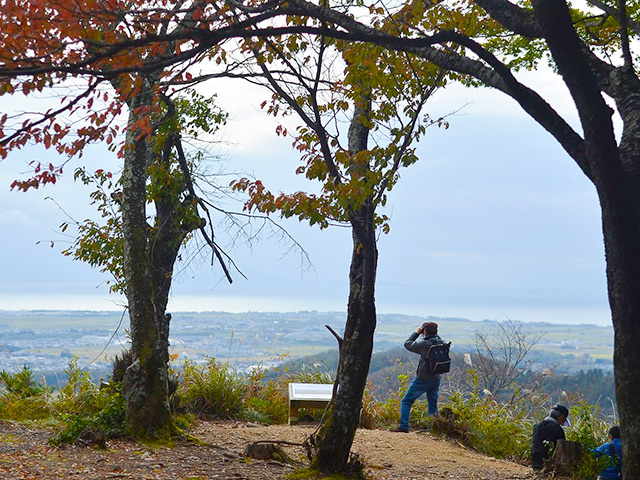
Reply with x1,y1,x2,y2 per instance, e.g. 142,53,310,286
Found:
120,80,192,439
120,95,173,437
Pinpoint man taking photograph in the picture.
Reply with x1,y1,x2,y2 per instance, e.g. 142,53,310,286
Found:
394,321,448,432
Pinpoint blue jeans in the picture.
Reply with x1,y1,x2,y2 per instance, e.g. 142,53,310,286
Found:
399,377,441,431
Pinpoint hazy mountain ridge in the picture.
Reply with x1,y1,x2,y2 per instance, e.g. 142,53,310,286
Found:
275,345,616,409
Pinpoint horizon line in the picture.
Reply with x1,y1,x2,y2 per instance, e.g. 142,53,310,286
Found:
0,308,612,329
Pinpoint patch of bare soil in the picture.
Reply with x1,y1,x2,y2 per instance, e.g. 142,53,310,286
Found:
0,420,539,480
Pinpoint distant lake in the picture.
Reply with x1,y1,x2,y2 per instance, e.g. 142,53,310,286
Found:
0,292,613,326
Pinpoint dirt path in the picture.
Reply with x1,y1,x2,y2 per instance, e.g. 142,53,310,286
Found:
0,420,538,480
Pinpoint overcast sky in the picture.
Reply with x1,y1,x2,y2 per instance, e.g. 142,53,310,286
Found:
0,69,612,325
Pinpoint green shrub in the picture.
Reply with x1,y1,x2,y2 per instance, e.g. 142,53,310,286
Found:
52,358,99,417
245,377,289,424
566,402,609,447
292,363,334,384
439,370,532,460
565,402,612,480
178,358,248,417
0,394,51,421
0,365,52,397
51,385,126,445
359,385,397,429
50,358,126,445
244,398,287,424
359,373,408,429
0,366,52,421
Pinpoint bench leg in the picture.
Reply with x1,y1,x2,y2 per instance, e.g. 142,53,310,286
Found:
289,400,299,425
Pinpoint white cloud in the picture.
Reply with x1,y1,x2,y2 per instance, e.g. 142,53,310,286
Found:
0,209,37,226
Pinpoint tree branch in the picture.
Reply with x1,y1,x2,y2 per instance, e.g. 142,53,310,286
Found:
374,67,445,207
280,0,593,179
473,0,543,38
254,40,344,185
325,324,343,398
617,0,634,69
171,133,237,283
0,79,102,151
532,0,618,178
586,0,640,35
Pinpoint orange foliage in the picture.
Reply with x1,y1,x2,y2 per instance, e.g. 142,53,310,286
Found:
0,0,228,189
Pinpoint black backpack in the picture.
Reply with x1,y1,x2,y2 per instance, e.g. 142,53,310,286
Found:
426,341,451,374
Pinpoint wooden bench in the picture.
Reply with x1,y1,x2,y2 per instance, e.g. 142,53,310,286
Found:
288,383,334,425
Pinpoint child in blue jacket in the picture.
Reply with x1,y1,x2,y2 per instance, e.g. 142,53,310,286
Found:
592,425,622,480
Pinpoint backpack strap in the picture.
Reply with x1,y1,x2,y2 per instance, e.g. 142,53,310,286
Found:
608,442,621,477
608,441,618,462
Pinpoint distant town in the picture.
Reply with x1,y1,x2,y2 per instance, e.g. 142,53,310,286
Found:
0,310,614,388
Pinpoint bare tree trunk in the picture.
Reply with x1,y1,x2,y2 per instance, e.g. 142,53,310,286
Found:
599,183,640,478
311,209,377,472
310,99,377,473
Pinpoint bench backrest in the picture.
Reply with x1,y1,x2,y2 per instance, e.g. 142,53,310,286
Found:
288,383,334,401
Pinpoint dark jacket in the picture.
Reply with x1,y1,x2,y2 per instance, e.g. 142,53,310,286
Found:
404,332,444,380
531,417,565,469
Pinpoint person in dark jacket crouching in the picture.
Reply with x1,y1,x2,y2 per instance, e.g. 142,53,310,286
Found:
394,322,445,432
531,404,570,470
